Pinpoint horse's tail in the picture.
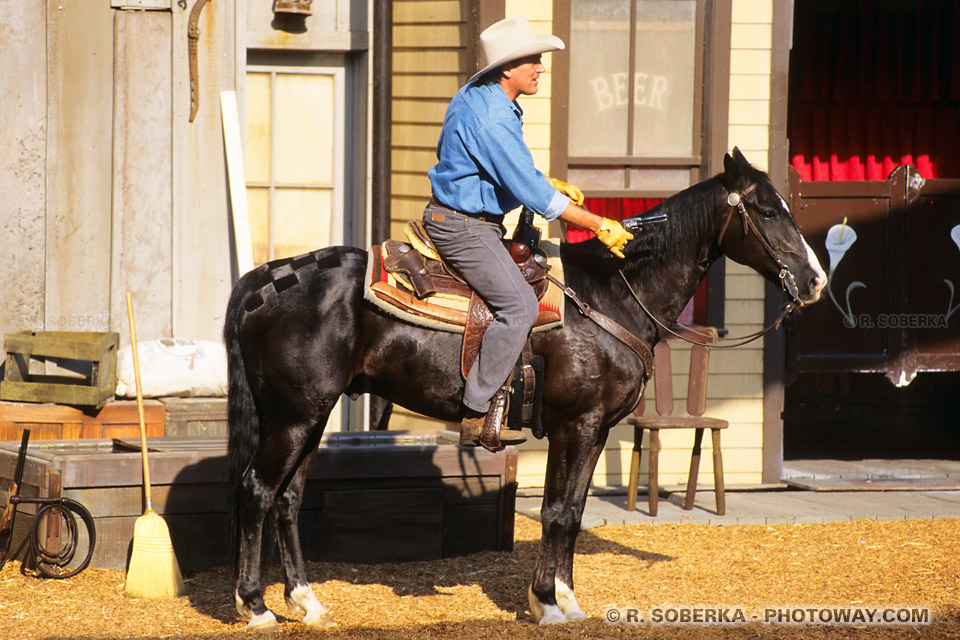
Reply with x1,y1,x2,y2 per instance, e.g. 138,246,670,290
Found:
223,279,258,579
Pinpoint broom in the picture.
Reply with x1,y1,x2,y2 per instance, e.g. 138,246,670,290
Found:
123,292,185,599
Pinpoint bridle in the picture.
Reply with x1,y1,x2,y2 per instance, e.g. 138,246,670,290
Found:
718,183,802,305
617,182,803,349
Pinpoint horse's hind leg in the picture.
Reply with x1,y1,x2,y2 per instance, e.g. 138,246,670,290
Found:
529,424,609,624
235,418,322,631
276,446,336,627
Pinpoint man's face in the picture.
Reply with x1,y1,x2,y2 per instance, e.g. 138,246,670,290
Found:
501,54,545,99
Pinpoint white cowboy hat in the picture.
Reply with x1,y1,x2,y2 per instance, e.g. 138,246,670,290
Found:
469,15,565,83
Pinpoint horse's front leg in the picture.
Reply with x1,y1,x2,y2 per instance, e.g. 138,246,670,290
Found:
276,446,336,628
529,421,609,625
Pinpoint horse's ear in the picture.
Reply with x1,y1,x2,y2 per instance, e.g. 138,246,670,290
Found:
723,151,740,182
732,146,748,165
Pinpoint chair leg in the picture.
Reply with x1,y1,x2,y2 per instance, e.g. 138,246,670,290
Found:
684,428,704,510
648,429,660,516
711,428,725,516
627,427,643,512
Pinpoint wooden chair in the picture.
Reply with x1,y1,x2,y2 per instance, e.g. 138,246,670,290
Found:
626,326,727,516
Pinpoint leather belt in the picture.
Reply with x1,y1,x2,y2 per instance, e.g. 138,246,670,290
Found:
429,197,505,225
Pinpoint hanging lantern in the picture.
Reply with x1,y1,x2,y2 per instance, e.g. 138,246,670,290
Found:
274,0,312,16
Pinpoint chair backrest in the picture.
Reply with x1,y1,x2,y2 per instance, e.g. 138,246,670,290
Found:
637,326,718,418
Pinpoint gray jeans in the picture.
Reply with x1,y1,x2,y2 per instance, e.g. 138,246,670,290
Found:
423,203,540,413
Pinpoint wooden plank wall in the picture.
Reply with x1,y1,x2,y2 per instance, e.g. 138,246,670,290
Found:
1,2,237,348
387,0,473,431
46,1,115,338
0,5,47,334
390,0,471,239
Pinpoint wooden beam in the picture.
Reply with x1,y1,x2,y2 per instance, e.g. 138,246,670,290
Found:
220,91,254,276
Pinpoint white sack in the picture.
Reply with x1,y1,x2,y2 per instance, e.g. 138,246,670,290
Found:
116,339,228,398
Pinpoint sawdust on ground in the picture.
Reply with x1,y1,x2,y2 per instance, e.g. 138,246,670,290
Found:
1,515,957,639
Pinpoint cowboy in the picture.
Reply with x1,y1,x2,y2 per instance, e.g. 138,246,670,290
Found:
423,15,633,449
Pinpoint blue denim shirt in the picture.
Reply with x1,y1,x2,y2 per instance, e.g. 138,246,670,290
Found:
428,81,569,221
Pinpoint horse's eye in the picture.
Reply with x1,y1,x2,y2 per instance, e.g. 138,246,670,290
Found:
760,209,777,219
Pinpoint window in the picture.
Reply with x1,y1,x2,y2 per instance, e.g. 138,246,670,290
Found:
565,0,703,194
553,0,730,326
245,64,346,265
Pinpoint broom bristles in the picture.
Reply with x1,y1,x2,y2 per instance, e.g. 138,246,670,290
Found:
124,510,185,599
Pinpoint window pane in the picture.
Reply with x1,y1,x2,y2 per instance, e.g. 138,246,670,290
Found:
569,0,631,156
567,167,626,190
632,0,697,156
245,73,272,184
273,188,333,259
247,187,270,265
274,73,335,186
628,167,690,191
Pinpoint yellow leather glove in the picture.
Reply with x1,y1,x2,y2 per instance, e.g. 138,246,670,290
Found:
548,177,585,207
595,218,633,259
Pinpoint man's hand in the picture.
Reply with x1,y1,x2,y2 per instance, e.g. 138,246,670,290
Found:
595,218,633,259
548,177,585,207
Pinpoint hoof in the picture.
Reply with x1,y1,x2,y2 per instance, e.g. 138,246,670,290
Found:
245,611,280,633
538,606,569,625
286,584,336,628
303,611,337,628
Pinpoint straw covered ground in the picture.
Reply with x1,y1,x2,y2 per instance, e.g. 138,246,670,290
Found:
1,515,957,639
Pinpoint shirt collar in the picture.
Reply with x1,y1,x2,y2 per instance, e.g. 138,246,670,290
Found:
475,81,523,119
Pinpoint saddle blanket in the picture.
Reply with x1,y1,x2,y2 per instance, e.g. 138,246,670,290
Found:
363,239,565,334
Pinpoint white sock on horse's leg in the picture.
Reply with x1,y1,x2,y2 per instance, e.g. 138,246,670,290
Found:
236,590,280,632
286,583,336,627
528,584,569,624
555,579,587,620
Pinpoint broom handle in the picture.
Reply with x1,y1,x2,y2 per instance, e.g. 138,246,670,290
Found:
125,293,153,512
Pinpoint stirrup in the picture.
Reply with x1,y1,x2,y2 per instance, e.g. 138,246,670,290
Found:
479,385,526,451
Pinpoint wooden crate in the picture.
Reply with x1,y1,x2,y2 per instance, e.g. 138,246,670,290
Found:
0,400,165,441
159,397,227,437
0,431,517,571
1,331,119,408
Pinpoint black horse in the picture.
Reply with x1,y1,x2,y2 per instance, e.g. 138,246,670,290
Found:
224,149,826,630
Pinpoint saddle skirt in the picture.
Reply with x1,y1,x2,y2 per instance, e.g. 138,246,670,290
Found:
363,221,565,337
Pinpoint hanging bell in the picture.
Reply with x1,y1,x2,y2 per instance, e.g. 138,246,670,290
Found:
274,0,313,16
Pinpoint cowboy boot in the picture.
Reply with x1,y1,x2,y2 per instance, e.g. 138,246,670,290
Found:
459,410,484,446
478,385,526,451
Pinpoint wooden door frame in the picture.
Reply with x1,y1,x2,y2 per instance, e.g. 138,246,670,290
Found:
763,0,794,484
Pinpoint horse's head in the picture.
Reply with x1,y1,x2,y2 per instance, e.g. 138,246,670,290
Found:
717,148,826,306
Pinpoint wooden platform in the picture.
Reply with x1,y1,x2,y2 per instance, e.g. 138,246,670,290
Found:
0,431,517,570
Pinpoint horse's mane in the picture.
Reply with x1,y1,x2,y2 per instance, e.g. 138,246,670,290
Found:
560,173,726,282
630,177,722,264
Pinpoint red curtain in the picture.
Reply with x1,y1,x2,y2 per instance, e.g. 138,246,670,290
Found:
789,0,960,181
570,196,705,324
566,197,664,243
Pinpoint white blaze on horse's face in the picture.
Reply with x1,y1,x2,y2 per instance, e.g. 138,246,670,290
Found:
779,194,827,304
802,238,827,302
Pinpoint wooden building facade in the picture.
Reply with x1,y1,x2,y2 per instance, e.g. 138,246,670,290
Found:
3,0,956,492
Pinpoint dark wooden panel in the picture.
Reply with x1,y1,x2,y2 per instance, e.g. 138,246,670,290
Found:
442,503,499,557
318,488,443,563
787,166,960,381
